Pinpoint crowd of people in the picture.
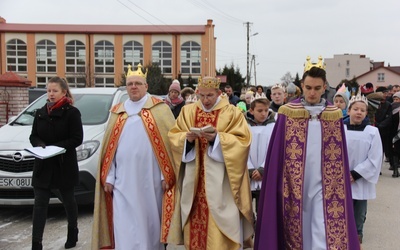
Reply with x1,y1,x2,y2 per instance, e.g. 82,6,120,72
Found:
30,59,397,249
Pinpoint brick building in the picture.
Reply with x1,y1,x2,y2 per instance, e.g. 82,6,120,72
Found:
0,17,216,88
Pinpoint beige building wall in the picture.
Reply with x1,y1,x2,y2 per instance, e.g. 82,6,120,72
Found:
357,68,400,88
325,54,371,87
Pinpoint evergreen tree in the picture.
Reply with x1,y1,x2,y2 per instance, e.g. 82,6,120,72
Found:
187,75,196,89
293,73,301,89
145,63,169,95
216,63,244,92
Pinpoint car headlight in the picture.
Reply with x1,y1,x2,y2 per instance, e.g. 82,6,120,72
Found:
76,140,100,161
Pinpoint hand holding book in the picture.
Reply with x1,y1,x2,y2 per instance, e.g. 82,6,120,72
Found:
189,125,215,135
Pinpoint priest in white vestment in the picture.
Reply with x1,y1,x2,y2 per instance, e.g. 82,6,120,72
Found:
91,64,176,250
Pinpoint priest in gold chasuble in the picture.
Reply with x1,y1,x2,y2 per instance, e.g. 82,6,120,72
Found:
167,76,254,250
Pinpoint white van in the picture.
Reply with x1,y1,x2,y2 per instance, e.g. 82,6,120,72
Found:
0,87,128,205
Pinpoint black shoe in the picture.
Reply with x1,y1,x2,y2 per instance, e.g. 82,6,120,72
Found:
64,227,78,249
32,241,43,250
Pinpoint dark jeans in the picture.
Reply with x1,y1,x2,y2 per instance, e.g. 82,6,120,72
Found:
32,187,78,242
353,199,367,238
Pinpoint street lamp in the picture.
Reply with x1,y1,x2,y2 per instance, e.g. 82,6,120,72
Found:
247,32,258,87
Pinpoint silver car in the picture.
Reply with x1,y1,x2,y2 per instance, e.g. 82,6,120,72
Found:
0,87,128,205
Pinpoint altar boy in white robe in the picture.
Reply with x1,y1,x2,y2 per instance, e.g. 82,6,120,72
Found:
244,94,275,214
344,92,383,244
91,64,176,250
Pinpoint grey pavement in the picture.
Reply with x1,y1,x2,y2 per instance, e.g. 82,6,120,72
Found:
168,161,400,250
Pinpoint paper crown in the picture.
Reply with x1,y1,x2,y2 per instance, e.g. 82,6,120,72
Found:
336,83,351,99
198,76,221,88
126,63,147,79
349,88,368,107
185,94,198,103
271,83,286,92
250,92,268,103
304,56,326,72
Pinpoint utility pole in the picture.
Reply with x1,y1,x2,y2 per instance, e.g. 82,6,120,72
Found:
245,22,252,88
244,22,258,87
252,54,257,86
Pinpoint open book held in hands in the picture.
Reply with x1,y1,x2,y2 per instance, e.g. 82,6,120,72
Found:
24,146,66,159
190,124,215,135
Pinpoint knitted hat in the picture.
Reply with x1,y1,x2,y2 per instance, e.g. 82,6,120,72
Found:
393,91,400,99
169,79,181,92
361,82,374,95
334,92,349,109
286,82,297,94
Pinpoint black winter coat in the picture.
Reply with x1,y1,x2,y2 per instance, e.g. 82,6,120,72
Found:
29,102,83,189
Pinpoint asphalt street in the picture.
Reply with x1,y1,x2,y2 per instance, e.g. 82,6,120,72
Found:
0,161,398,250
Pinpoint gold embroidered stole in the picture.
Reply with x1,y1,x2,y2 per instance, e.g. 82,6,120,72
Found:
99,103,127,248
189,107,220,249
140,97,176,243
280,104,350,249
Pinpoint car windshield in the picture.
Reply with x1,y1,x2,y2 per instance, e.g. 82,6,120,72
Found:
11,93,114,126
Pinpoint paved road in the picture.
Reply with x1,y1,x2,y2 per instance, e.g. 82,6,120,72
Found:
0,161,399,249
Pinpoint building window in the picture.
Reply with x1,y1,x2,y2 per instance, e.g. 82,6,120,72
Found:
346,60,350,66
94,77,115,87
94,40,114,73
6,39,27,72
346,68,350,77
181,41,201,75
36,76,53,88
123,41,143,67
36,40,57,73
66,40,86,87
378,73,385,82
66,76,86,88
152,41,172,74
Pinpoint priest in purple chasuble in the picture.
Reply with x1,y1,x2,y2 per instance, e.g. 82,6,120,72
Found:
255,63,361,250
167,76,254,250
91,64,176,250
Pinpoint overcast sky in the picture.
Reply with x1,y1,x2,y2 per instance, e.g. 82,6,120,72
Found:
1,0,399,86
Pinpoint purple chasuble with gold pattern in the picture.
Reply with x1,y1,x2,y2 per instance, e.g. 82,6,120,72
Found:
255,99,360,250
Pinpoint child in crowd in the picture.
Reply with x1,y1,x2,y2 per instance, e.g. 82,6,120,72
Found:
333,83,351,118
244,93,275,221
344,92,382,245
165,79,185,118
269,83,287,112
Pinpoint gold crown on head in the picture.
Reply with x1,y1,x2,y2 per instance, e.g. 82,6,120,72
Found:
198,76,221,88
126,63,147,79
349,88,368,107
304,55,326,72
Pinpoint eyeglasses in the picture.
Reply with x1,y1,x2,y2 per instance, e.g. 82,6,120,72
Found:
127,81,145,87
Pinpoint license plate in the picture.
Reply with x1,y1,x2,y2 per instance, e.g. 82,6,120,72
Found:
0,178,32,188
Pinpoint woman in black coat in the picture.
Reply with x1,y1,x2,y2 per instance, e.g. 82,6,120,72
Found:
29,77,83,250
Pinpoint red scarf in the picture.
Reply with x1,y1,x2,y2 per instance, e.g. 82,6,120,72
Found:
47,96,73,114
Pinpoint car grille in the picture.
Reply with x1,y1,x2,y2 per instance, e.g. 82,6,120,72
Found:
0,155,35,173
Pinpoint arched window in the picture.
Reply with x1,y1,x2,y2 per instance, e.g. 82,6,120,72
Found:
36,39,56,73
66,40,86,87
181,41,201,74
94,40,114,87
123,41,143,68
152,41,172,74
6,39,27,72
